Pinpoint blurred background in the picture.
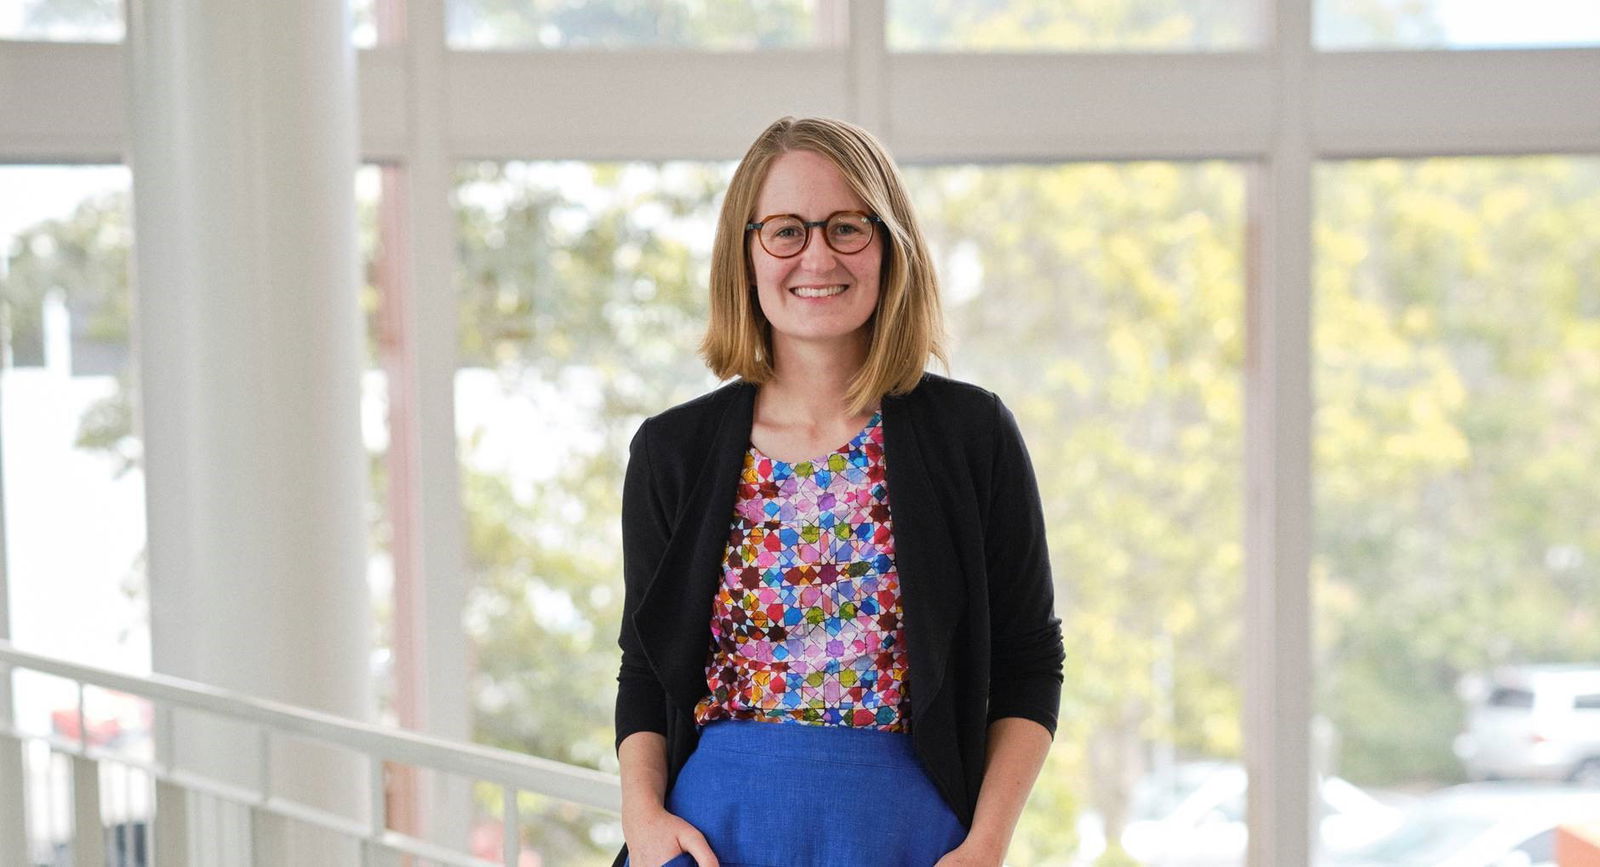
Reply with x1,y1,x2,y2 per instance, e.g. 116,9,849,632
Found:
2,0,1599,865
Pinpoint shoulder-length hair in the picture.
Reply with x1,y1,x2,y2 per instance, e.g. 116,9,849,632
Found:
698,116,949,416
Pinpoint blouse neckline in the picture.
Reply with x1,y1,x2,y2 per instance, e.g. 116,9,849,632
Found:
748,409,882,467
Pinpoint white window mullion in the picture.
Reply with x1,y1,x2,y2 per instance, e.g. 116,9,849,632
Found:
392,0,474,849
848,0,888,133
1245,0,1314,864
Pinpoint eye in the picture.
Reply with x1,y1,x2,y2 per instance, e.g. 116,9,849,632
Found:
773,226,801,238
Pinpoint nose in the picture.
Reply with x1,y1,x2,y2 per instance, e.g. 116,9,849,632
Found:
797,224,841,268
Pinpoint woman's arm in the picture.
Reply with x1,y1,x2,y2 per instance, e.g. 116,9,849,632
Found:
618,731,721,867
941,717,1054,864
616,419,671,749
981,395,1067,734
615,421,720,866
619,730,671,815
940,393,1065,864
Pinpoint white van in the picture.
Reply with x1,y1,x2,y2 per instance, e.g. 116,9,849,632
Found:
1452,663,1600,785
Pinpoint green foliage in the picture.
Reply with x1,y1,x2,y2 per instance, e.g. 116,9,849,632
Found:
454,160,727,861
1,193,129,364
905,161,1248,862
1095,841,1145,867
1313,156,1600,786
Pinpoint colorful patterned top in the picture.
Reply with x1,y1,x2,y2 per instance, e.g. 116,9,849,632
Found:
691,409,911,732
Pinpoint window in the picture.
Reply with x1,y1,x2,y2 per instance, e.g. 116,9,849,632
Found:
0,165,141,676
0,165,397,837
2,0,380,44
888,0,1264,51
454,159,729,862
1314,155,1600,859
451,157,1249,864
903,160,1248,864
1,168,146,857
0,0,121,42
1488,688,1536,709
1316,0,1600,49
446,0,830,50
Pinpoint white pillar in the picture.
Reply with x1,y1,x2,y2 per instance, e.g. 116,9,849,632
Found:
124,0,371,854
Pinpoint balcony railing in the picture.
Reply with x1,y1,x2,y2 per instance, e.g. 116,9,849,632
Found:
0,640,623,866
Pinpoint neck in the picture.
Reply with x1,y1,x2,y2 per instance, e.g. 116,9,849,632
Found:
758,330,874,425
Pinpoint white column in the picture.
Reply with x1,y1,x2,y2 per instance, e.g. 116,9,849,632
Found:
124,0,371,854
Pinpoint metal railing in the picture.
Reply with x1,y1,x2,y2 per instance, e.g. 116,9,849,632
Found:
0,640,623,866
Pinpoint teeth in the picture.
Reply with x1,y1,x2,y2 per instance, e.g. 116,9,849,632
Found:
793,285,847,298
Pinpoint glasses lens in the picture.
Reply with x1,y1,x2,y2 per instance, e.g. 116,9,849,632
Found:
826,213,873,253
761,216,806,256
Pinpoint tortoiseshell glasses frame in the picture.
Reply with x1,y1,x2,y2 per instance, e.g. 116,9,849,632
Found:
745,210,884,258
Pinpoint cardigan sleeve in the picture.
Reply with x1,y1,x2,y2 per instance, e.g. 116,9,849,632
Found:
614,416,671,752
983,393,1066,735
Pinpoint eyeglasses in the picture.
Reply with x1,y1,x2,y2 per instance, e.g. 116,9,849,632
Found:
745,210,883,258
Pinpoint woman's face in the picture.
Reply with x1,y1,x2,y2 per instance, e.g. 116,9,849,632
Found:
749,149,883,353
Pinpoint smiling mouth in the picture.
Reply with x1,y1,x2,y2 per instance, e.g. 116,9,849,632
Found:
791,285,848,298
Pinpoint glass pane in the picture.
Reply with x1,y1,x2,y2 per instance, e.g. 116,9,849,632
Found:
901,161,1248,864
453,160,728,861
0,0,122,41
1,0,380,45
353,0,377,48
888,0,1263,52
0,165,145,677
1316,0,1600,49
1313,156,1600,866
0,168,146,856
356,163,399,729
447,0,827,50
0,162,395,738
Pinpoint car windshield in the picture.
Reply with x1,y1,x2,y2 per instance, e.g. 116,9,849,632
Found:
1486,687,1535,708
1337,812,1498,866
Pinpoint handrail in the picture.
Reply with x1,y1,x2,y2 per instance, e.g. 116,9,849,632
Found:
0,640,621,812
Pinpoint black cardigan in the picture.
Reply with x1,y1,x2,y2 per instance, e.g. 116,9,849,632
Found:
613,371,1064,865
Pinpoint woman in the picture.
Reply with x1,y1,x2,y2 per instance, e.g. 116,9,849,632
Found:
614,116,1064,867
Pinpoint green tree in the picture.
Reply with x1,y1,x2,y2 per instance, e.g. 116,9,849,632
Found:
906,160,1248,861
1313,157,1600,785
454,160,727,862
1,193,136,470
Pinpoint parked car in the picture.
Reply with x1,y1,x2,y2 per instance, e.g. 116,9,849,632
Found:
1453,664,1600,785
1319,782,1600,867
1076,760,1406,867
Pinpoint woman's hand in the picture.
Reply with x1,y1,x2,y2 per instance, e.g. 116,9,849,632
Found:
932,837,1005,867
622,804,720,867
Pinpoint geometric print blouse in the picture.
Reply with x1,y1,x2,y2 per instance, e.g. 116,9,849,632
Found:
691,409,912,732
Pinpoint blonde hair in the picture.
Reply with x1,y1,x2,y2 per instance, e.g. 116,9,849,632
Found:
698,116,950,416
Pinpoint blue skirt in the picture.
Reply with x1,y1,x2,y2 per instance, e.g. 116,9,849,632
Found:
624,719,969,867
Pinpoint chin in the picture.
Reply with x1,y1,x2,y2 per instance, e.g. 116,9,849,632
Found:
776,321,875,345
